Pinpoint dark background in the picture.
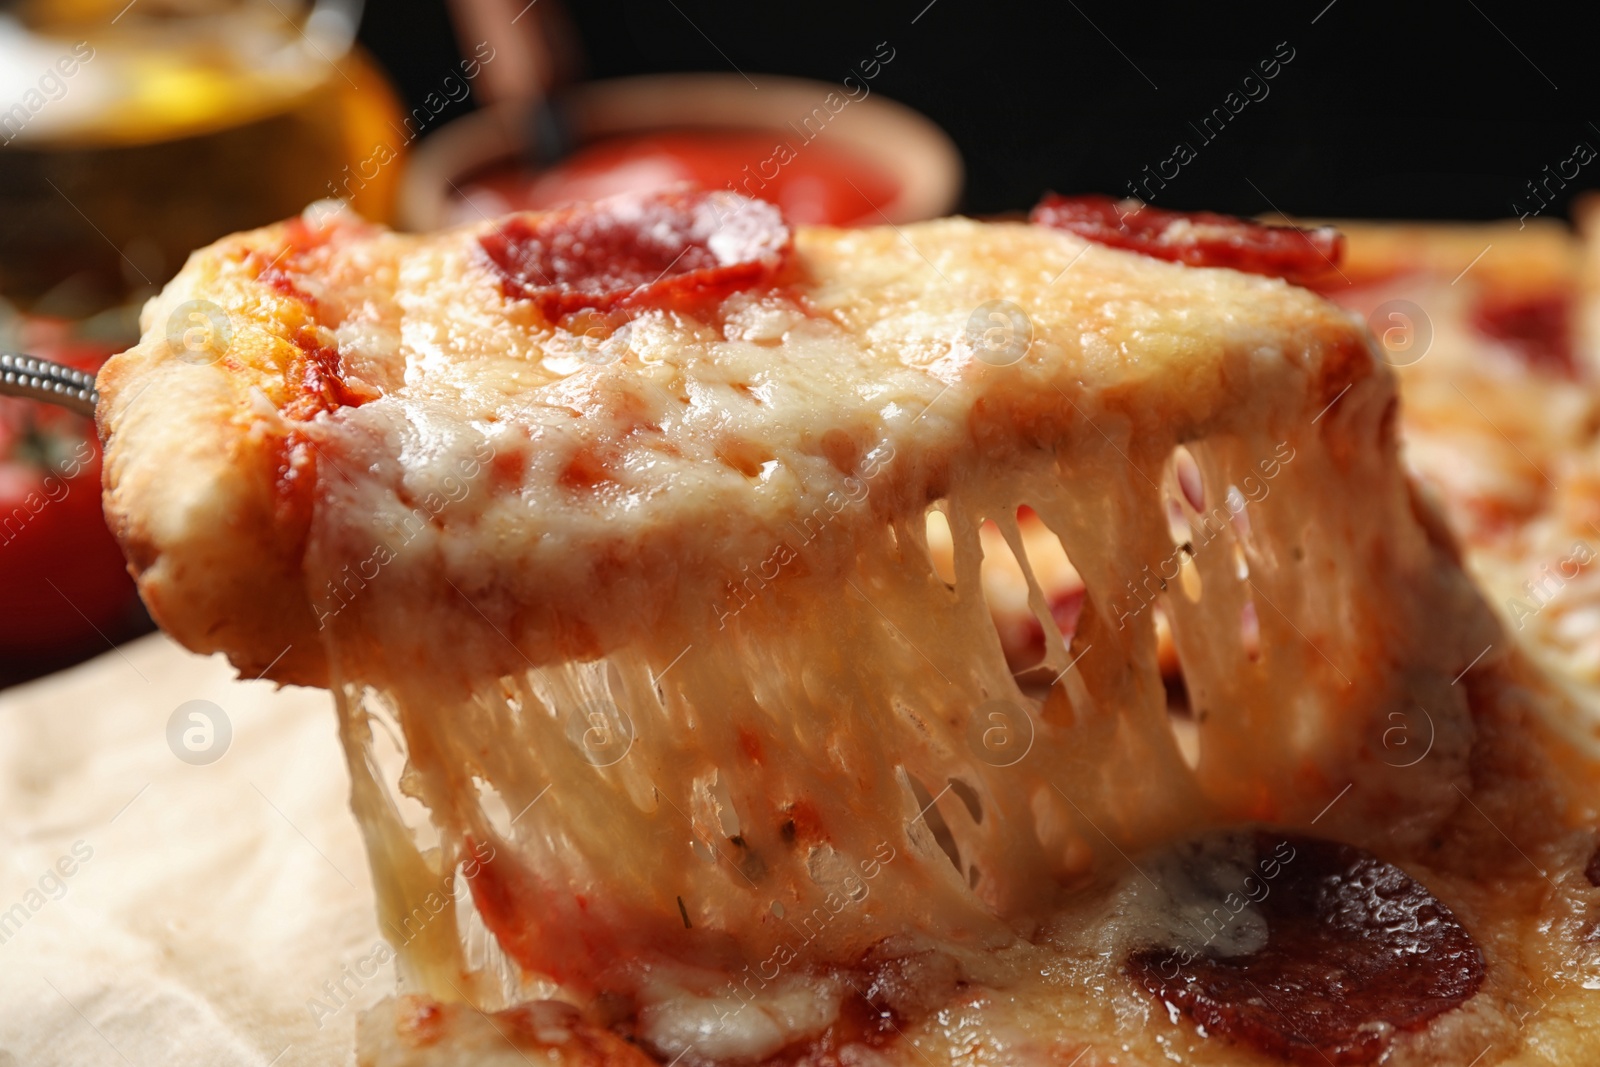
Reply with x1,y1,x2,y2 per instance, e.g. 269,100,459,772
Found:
361,0,1598,222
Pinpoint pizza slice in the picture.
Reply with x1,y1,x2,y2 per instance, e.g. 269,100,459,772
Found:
95,191,1600,1066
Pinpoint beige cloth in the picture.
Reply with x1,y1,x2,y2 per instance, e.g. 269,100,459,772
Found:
0,635,374,1066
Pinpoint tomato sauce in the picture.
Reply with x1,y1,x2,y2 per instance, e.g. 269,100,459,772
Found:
461,130,900,226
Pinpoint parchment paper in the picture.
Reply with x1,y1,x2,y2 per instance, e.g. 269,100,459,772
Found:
1,634,376,1066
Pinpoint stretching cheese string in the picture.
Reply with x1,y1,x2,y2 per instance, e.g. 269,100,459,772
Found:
304,339,1496,1020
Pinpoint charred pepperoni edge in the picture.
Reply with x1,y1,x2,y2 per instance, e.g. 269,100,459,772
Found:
1031,194,1345,286
1585,842,1600,887
478,188,793,321
1127,833,1484,1067
1469,289,1578,378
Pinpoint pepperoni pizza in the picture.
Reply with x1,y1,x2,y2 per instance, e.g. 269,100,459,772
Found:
95,190,1600,1066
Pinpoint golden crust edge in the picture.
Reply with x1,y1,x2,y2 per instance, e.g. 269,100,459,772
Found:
97,234,328,688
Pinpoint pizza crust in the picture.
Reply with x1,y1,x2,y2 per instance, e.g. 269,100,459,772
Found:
96,213,378,687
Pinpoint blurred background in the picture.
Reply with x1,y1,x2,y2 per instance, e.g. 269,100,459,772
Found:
1,0,1593,686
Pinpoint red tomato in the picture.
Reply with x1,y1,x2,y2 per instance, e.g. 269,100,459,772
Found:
0,322,139,658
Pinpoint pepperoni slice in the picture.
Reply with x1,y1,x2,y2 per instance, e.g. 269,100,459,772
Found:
1469,290,1576,378
1127,833,1484,1066
479,188,791,320
1030,195,1344,286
